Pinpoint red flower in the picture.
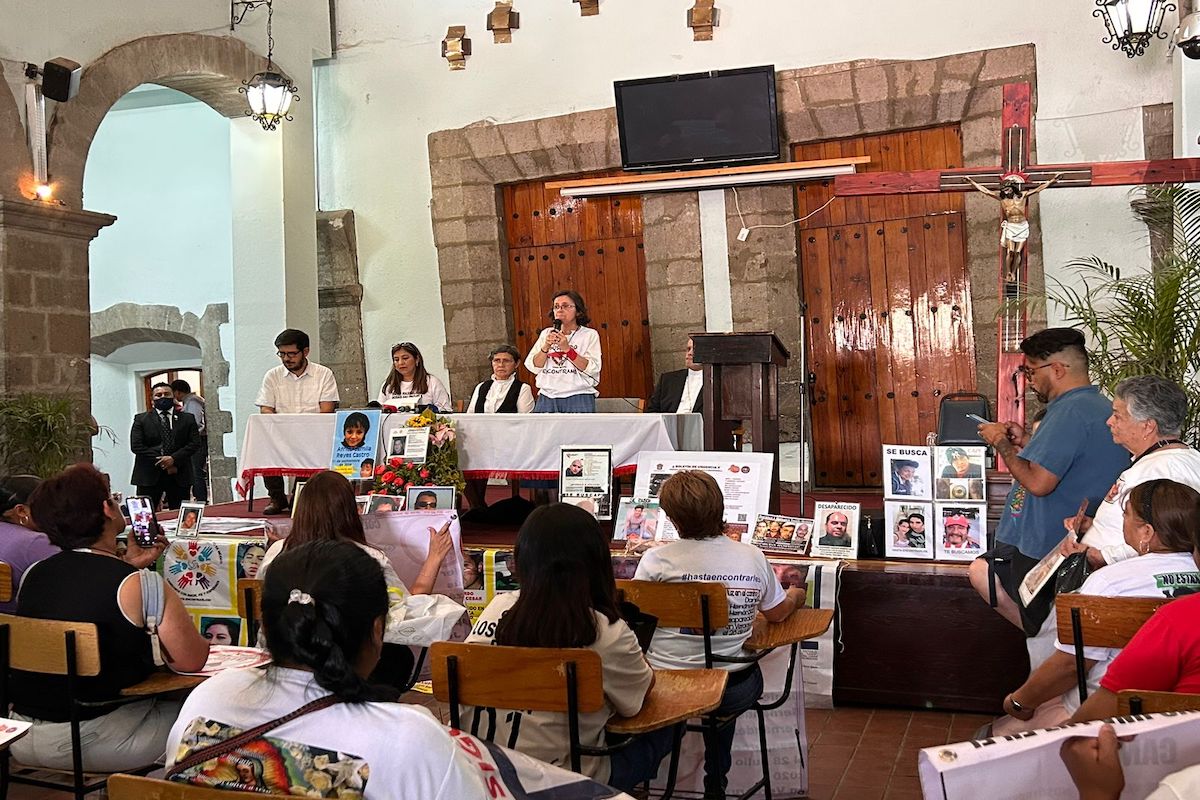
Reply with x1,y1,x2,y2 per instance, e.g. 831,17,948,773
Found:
389,457,402,468
381,471,396,484
419,469,430,479
374,464,386,476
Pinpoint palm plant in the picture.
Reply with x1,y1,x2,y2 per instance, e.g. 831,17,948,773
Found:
1030,184,1200,444
0,393,105,476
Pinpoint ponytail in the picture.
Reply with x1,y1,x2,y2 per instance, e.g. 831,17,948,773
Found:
261,540,397,703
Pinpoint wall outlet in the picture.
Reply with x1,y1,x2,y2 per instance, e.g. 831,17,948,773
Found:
736,227,750,241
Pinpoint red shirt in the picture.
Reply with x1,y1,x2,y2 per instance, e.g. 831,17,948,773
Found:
1101,593,1200,694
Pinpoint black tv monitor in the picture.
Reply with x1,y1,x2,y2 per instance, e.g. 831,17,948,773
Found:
614,65,780,171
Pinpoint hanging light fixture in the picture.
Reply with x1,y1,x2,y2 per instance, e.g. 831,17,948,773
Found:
231,0,299,131
1094,0,1175,57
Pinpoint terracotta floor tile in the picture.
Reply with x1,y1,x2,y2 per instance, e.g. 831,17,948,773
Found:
817,730,866,747
857,730,907,748
884,787,927,800
809,743,857,767
834,783,887,800
805,782,840,800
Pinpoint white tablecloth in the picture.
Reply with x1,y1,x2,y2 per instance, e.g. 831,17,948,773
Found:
237,412,703,496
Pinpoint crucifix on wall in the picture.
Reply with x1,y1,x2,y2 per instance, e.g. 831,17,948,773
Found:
833,82,1200,467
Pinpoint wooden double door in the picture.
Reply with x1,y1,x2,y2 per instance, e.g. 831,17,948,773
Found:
794,126,977,488
502,181,653,400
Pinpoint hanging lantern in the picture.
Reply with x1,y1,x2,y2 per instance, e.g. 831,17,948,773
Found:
242,71,298,131
1094,0,1175,58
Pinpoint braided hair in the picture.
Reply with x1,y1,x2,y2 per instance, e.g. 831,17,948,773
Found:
261,539,398,703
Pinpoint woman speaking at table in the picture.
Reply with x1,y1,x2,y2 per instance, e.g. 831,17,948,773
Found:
377,341,451,411
524,290,602,413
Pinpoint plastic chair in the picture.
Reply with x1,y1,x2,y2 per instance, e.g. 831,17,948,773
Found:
936,392,991,446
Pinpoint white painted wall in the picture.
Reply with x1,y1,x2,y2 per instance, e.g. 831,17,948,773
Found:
317,1,1174,397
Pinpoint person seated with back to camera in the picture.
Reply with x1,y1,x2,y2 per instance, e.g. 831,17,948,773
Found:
991,479,1200,736
166,539,579,798
634,470,804,799
0,474,57,614
524,290,601,413
464,503,657,790
646,336,703,414
9,464,210,773
377,341,451,411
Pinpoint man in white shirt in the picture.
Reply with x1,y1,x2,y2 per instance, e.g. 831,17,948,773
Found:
464,345,534,510
1063,375,1200,567
255,329,340,514
646,337,703,414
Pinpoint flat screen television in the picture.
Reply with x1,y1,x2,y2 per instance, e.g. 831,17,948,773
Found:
614,65,780,171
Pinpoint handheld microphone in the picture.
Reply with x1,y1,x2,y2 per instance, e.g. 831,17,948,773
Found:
553,319,562,333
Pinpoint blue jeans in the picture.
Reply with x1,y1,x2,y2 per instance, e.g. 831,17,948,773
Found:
533,393,596,413
606,664,763,794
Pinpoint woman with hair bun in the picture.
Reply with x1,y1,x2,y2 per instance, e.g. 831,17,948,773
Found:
0,474,56,613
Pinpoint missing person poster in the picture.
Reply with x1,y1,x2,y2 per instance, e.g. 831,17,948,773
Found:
882,444,933,500
559,446,613,520
934,445,987,502
613,497,676,543
810,501,860,559
934,503,987,560
751,514,812,554
633,451,774,531
884,501,934,559
387,426,431,464
329,409,382,478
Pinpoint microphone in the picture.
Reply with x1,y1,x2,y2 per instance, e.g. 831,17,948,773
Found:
553,319,562,333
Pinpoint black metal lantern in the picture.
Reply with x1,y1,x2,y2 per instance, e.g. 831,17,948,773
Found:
1095,0,1175,58
232,0,300,131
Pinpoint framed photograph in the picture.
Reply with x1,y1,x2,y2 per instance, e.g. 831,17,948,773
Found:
934,503,988,561
934,446,987,501
387,427,431,464
883,501,934,559
290,479,308,519
405,485,456,511
199,615,243,647
882,445,932,501
559,447,613,520
613,497,669,543
177,501,205,538
355,496,371,515
750,513,812,555
810,502,861,559
368,494,404,514
236,541,268,580
329,409,382,478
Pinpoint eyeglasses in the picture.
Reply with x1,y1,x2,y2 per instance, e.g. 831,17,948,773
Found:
552,303,575,310
393,342,415,350
276,350,302,358
1018,363,1056,378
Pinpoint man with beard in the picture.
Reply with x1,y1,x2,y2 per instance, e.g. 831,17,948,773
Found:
968,328,1128,633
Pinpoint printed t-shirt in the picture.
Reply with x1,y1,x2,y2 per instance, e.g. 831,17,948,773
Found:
523,326,602,398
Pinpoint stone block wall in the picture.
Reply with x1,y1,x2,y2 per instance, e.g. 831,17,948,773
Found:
316,210,368,405
642,193,705,372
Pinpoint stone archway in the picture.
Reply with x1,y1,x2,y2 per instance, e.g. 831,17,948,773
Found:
48,33,275,208
91,303,235,503
0,63,33,200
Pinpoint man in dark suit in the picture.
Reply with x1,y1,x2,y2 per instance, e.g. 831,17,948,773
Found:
646,337,704,413
130,382,201,509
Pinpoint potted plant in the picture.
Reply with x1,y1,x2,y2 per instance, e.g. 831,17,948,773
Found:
0,393,106,476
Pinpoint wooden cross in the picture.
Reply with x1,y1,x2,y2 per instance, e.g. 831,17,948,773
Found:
833,82,1200,466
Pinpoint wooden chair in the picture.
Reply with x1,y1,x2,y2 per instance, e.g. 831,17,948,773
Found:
430,641,725,800
0,562,12,604
0,614,201,799
236,578,263,644
108,773,292,799
595,397,646,413
1056,594,1171,705
618,580,830,800
1118,690,1200,715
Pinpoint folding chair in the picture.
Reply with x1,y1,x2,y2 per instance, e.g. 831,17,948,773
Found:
430,641,725,800
617,579,832,800
108,773,292,799
0,614,196,799
1055,594,1171,704
1118,690,1200,715
936,392,991,446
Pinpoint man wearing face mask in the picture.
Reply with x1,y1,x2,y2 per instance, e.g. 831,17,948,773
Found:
130,382,202,509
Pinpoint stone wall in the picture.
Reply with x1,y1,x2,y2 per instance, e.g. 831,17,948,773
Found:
642,194,705,373
316,210,368,405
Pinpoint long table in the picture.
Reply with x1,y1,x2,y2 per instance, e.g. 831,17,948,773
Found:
236,412,703,497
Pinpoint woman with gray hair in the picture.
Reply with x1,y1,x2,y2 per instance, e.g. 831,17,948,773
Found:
1062,374,1200,566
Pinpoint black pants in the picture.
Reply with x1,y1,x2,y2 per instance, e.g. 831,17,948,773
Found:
263,475,288,506
137,480,187,511
190,436,209,502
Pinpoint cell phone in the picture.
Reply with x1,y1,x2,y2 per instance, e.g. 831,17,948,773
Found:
126,495,158,548
966,413,989,424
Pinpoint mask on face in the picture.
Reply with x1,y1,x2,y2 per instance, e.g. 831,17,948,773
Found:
153,397,174,412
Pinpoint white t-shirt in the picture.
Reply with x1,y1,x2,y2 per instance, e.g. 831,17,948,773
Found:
255,362,340,414
1053,550,1200,713
462,591,652,782
523,326,602,398
1148,765,1200,800
633,536,787,671
260,539,410,601
377,375,451,411
466,376,535,414
676,369,704,414
1081,447,1200,565
165,667,480,798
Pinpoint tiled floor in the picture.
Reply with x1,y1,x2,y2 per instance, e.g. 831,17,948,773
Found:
7,702,992,798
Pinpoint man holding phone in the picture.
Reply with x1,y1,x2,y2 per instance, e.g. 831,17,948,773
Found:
130,382,202,510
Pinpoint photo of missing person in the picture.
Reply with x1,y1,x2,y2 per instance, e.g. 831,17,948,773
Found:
613,498,660,543
405,485,455,511
177,501,204,537
329,409,382,480
368,494,403,513
359,458,375,480
884,500,934,559
751,513,811,554
936,445,986,480
882,445,933,501
934,503,987,561
770,562,811,594
611,555,640,580
810,502,861,559
461,549,484,591
200,616,242,646
341,412,370,450
236,541,267,579
646,472,673,498
494,550,519,592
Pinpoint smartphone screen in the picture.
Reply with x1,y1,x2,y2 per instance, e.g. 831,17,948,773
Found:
126,496,157,547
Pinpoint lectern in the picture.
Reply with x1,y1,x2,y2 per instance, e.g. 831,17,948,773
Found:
692,331,789,513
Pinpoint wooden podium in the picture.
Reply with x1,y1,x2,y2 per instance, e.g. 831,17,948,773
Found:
693,332,789,513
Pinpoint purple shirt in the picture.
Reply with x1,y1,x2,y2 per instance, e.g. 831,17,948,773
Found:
0,520,59,613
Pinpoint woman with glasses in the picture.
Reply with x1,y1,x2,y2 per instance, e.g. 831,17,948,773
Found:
523,290,602,413
378,342,451,412
992,479,1200,734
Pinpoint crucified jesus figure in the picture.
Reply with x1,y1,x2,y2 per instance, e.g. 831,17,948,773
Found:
966,172,1062,283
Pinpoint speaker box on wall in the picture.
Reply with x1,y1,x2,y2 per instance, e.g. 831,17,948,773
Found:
41,58,81,102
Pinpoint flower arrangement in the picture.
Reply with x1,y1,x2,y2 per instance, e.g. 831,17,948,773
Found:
373,409,465,497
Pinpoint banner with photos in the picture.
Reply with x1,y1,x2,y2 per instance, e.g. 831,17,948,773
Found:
460,548,519,625
633,451,773,544
164,535,267,646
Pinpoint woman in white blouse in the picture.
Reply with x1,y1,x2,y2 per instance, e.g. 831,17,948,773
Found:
466,345,535,414
523,290,602,413
377,342,451,411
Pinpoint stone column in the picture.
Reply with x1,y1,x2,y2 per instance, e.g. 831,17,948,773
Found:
0,197,115,398
317,210,368,405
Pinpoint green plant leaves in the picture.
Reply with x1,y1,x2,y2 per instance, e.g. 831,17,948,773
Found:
0,393,98,477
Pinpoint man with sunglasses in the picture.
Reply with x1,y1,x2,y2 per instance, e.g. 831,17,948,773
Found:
967,328,1128,633
255,329,340,514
